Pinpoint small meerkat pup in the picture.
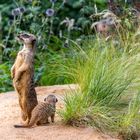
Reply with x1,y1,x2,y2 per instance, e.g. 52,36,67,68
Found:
11,33,38,127
14,94,58,128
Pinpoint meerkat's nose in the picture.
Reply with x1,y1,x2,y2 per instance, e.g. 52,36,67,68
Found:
17,35,20,38
16,34,24,41
16,35,21,40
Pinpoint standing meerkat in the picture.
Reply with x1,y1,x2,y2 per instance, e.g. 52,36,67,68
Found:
11,33,38,127
14,94,58,128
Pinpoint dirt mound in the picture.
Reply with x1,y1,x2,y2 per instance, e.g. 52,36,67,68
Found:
0,84,119,140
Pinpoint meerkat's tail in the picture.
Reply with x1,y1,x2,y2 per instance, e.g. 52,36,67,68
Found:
14,115,38,128
14,124,30,128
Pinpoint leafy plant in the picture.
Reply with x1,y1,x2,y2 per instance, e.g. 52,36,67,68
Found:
0,63,13,92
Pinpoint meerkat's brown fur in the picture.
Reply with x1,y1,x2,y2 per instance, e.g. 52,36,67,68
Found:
14,95,58,128
11,33,38,127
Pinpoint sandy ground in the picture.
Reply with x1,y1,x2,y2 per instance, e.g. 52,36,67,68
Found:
0,84,119,140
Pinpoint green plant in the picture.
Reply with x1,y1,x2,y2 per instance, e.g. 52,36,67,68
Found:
58,39,140,135
0,63,13,92
118,91,140,139
0,0,139,93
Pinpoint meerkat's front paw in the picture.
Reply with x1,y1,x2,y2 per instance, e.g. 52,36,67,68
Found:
14,78,19,83
11,69,15,79
14,73,21,82
11,73,14,79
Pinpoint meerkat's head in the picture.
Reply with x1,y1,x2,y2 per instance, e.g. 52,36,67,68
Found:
16,33,36,47
44,95,58,104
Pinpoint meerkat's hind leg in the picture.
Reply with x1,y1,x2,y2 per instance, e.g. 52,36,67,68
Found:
51,114,55,123
37,117,49,126
14,112,32,128
21,111,27,121
22,104,32,125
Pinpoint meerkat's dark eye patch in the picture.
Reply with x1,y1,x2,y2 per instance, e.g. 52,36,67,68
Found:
21,34,30,38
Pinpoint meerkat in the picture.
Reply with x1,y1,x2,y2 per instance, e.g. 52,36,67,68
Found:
11,33,38,127
14,94,58,128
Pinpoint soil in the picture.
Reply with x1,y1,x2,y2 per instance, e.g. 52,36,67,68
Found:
0,84,119,140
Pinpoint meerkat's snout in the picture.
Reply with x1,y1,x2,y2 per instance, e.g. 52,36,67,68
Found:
16,34,23,41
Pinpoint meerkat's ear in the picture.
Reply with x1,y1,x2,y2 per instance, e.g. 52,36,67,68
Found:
44,98,47,102
32,38,36,46
55,98,58,103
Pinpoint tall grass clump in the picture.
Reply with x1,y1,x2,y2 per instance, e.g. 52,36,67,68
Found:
118,91,140,139
57,38,140,135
